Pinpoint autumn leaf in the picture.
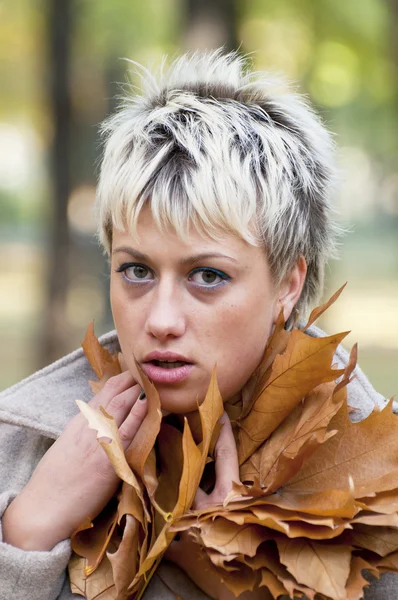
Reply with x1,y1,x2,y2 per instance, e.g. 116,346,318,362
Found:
351,524,398,557
285,400,398,497
69,542,118,600
75,400,144,502
302,283,347,331
125,366,162,498
276,538,352,600
107,515,140,597
137,370,224,585
237,330,347,464
71,500,118,576
242,343,357,493
68,291,398,600
345,556,374,600
82,322,121,392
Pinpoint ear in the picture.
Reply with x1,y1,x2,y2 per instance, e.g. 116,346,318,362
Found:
275,256,307,322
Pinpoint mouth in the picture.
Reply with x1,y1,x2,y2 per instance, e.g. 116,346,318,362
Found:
141,354,194,384
151,359,188,369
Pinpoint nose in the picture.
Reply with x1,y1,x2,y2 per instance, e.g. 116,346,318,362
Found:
144,279,186,341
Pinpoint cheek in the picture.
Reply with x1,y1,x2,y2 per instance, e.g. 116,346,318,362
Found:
208,297,276,401
110,285,143,372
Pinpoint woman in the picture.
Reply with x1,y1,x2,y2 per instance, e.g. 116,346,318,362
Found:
0,50,392,599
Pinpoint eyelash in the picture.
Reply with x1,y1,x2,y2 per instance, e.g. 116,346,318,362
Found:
115,263,231,290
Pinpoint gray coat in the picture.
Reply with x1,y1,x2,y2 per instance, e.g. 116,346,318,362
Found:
0,326,396,600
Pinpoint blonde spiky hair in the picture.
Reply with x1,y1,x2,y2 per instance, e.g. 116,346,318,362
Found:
96,49,340,320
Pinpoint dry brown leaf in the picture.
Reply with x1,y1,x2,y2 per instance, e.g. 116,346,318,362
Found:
125,367,162,487
155,423,184,519
302,283,347,332
199,519,265,557
107,515,139,598
75,400,144,502
71,500,118,576
213,563,260,597
374,550,398,572
358,487,398,514
240,380,345,492
82,321,121,381
276,538,352,600
345,556,373,600
259,568,288,599
237,330,347,464
239,310,291,421
69,542,118,600
285,400,398,496
351,524,398,557
137,369,224,584
69,291,398,600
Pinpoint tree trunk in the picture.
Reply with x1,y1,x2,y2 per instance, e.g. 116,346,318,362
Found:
41,0,73,365
182,0,238,52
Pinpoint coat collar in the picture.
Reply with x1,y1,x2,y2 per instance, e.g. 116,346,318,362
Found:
0,330,120,439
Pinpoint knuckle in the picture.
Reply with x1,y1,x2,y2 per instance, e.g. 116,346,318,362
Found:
118,426,131,444
214,446,230,461
131,399,147,417
103,374,126,393
108,393,128,412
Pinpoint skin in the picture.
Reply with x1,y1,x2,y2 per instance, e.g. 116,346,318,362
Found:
109,206,306,598
3,205,306,600
111,205,306,414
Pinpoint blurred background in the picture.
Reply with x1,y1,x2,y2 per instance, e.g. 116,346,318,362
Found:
0,0,397,397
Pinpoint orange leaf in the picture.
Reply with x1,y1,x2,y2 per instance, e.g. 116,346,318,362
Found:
238,330,347,464
345,556,373,600
125,367,162,495
82,321,121,380
302,284,347,331
107,515,140,596
71,500,118,576
285,401,398,497
276,538,351,600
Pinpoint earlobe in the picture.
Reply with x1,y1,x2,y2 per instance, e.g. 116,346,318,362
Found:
277,256,307,322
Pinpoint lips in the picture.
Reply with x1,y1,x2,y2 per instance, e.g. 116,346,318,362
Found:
141,351,194,384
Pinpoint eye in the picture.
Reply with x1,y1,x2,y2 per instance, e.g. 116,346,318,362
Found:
189,268,230,287
116,263,153,283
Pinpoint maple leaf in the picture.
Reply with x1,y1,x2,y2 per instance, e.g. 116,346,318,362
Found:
68,293,398,600
237,329,347,464
82,322,121,393
285,400,398,497
75,400,144,502
276,537,352,600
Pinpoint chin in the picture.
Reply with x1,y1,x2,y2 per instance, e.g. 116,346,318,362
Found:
150,382,209,414
157,390,201,415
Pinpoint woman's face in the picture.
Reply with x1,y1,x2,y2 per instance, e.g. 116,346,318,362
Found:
110,206,288,414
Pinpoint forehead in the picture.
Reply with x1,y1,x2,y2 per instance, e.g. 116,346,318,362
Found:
112,204,265,265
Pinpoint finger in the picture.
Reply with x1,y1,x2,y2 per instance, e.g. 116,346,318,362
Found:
89,371,136,409
118,393,148,449
100,383,143,427
192,487,209,510
213,412,240,499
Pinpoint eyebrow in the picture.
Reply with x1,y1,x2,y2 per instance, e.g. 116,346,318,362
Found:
112,246,238,265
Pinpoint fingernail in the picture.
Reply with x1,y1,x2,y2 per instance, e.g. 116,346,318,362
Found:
139,390,146,401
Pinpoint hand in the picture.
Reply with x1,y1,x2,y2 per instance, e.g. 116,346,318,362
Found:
2,371,147,551
165,413,271,599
